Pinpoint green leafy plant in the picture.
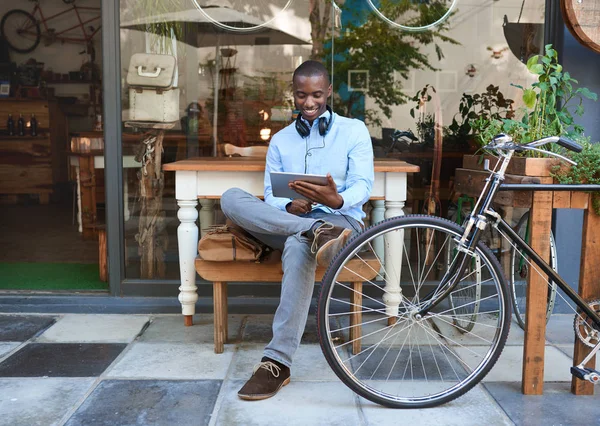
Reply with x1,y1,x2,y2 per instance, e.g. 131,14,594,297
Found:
471,44,597,154
321,4,458,126
409,84,514,151
127,0,183,54
551,137,600,214
447,85,514,142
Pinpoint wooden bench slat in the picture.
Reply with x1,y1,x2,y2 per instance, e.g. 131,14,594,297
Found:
195,255,381,282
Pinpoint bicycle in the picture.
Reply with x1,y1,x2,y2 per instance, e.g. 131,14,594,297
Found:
317,133,600,408
510,210,558,329
447,194,559,331
1,0,101,54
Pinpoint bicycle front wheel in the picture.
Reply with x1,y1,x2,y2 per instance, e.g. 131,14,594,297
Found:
317,215,510,408
192,1,293,32
367,0,457,32
1,10,40,54
510,211,558,330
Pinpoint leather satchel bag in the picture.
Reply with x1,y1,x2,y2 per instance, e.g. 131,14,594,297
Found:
198,224,271,262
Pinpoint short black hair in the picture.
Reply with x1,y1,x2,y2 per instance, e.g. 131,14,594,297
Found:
293,60,330,85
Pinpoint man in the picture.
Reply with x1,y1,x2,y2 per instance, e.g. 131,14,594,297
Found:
220,60,374,400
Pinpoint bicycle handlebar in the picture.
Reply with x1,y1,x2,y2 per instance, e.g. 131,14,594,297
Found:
484,134,582,165
524,135,582,152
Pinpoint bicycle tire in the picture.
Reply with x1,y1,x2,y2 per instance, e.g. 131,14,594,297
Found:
366,0,457,32
510,211,558,330
1,9,40,54
317,215,511,408
192,1,294,32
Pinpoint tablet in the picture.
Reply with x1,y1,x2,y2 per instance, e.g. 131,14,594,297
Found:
270,171,328,200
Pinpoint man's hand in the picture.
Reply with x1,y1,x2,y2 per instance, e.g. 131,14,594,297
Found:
290,174,344,209
286,198,314,215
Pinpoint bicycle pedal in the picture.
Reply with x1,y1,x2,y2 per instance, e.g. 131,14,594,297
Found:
570,366,600,385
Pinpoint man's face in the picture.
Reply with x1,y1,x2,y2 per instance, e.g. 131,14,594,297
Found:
293,74,332,124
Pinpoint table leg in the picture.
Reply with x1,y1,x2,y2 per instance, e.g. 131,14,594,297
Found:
177,199,199,325
381,171,407,323
75,166,82,233
572,204,600,395
371,200,385,272
79,156,96,240
522,189,552,395
123,169,130,221
199,199,215,238
382,200,405,320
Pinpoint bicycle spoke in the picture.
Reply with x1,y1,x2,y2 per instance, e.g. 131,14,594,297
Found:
319,216,509,407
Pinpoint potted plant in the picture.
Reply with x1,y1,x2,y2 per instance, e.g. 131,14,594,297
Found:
456,44,597,209
446,85,514,152
409,84,514,152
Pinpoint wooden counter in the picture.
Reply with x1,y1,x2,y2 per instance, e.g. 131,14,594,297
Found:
0,99,68,203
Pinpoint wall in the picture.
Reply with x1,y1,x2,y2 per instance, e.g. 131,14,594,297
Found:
553,9,600,312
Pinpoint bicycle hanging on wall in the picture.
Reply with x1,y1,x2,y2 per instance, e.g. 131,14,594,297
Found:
1,0,101,54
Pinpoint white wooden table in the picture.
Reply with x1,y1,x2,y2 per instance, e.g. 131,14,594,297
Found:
163,157,419,318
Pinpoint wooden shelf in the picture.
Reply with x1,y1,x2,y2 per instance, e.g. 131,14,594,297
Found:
44,80,101,85
0,134,49,140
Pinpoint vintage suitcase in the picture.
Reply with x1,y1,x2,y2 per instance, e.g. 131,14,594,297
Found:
127,53,179,123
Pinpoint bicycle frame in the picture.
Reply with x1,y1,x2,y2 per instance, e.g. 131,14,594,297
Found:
418,150,600,332
24,2,101,44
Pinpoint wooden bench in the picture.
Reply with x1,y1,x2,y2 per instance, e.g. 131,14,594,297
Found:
195,254,380,354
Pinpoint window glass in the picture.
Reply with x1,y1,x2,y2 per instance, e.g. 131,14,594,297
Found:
118,0,545,280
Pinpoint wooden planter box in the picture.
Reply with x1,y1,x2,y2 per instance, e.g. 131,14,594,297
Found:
455,154,596,397
455,155,589,208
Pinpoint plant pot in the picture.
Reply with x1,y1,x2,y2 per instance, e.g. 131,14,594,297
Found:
455,154,589,209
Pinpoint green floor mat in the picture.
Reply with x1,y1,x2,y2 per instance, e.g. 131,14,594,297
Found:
0,263,109,290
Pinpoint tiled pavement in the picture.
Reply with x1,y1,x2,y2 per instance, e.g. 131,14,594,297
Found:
0,313,598,426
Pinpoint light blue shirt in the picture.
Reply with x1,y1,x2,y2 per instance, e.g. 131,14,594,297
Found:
264,110,374,223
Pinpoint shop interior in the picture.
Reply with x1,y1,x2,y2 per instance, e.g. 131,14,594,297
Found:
0,0,106,291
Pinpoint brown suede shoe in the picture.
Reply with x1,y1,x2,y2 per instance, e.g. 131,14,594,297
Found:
237,359,291,400
311,222,352,267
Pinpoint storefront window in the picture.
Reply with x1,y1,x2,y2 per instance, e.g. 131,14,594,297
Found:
118,0,545,280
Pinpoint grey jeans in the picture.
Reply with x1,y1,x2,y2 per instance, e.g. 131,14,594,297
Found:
220,188,361,368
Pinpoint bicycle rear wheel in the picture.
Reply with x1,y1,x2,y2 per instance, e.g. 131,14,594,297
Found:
317,215,511,408
366,0,457,32
510,211,558,330
193,1,293,32
1,9,40,54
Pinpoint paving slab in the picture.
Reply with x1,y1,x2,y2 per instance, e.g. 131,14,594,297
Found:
360,384,513,425
432,314,524,347
0,378,94,426
64,380,221,426
0,343,126,377
545,314,577,345
241,314,319,344
106,343,232,379
0,342,19,358
230,343,337,381
241,315,273,343
214,379,360,426
455,345,573,382
0,315,56,341
37,314,150,343
485,382,600,426
138,314,244,344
